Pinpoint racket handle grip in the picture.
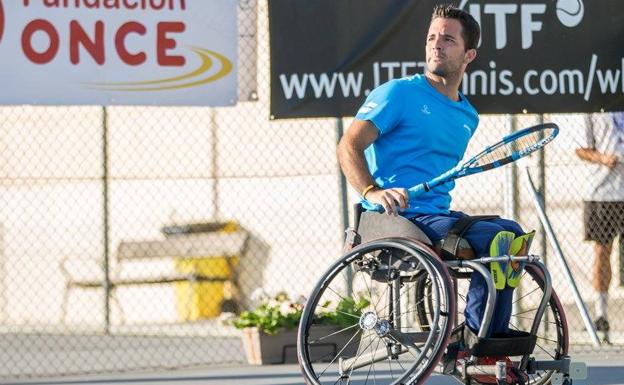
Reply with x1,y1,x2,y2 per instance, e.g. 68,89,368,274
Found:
368,182,427,212
368,203,385,212
408,183,427,199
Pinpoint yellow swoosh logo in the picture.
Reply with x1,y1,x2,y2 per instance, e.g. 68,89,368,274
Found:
85,47,232,91
0,1,4,44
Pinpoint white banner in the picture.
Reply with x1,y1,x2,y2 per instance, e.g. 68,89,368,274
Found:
0,0,238,106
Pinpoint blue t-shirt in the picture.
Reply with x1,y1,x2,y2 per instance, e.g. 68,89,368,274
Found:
355,74,479,215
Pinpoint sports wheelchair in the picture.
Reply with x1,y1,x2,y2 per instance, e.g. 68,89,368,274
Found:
297,205,581,385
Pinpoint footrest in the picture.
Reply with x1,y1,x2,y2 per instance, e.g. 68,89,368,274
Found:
464,327,537,357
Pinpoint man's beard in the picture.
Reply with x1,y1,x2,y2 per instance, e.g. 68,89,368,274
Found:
427,61,460,78
430,67,447,77
427,64,448,77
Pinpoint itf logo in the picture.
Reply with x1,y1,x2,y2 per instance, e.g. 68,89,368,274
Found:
460,0,585,49
556,0,584,27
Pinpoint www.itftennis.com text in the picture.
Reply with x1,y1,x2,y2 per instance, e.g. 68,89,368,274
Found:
278,54,623,102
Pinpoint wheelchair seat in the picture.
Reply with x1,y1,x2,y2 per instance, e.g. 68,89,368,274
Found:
349,204,488,260
357,210,433,245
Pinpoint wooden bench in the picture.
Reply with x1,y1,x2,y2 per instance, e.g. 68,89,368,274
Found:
60,230,249,323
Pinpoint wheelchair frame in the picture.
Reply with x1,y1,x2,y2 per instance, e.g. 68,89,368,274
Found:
297,208,579,385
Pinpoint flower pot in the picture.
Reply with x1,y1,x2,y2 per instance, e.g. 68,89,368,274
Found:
241,325,359,365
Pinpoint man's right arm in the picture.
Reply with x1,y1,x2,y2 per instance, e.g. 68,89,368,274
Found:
576,148,618,169
576,113,618,169
337,119,407,215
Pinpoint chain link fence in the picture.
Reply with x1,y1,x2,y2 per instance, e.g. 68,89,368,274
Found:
0,1,621,380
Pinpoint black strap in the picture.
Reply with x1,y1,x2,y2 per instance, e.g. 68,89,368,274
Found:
343,203,364,253
441,215,499,259
353,203,364,231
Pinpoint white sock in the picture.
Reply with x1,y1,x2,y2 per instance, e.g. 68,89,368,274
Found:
595,292,608,319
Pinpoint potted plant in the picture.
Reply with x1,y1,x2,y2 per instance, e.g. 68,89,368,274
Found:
228,290,368,365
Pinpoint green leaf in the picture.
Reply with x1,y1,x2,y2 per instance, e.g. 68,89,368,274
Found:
232,293,369,334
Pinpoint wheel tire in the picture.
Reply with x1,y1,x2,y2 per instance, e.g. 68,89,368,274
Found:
297,238,455,385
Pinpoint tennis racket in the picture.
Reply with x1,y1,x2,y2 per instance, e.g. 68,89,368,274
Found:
406,122,559,199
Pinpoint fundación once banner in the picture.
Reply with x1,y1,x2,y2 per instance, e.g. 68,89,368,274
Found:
269,0,624,118
0,0,238,106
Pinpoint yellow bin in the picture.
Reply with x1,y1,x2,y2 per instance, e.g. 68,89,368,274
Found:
174,221,241,321
175,256,238,320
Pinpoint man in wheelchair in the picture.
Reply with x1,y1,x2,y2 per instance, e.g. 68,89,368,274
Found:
336,4,537,384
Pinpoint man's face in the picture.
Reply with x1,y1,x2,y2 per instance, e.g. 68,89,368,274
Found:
425,17,474,77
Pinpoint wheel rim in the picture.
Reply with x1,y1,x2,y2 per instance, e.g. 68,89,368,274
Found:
297,239,454,385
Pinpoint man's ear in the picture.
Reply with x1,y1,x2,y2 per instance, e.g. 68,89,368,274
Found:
464,48,477,64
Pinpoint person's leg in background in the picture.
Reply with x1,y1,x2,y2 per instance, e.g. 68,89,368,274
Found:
584,201,615,334
593,241,612,332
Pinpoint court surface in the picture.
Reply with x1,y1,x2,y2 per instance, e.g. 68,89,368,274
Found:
3,352,623,385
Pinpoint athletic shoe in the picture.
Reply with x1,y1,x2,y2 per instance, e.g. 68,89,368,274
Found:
595,316,610,332
489,231,515,290
595,316,612,344
506,231,535,288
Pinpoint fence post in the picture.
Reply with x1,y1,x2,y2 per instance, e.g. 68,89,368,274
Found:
335,118,352,295
101,106,111,334
537,114,547,265
620,236,624,286
505,114,519,221
336,118,349,235
211,108,220,220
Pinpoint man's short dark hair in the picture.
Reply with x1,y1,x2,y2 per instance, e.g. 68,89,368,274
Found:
431,4,481,50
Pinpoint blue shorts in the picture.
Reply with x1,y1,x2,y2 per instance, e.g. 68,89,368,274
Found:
409,211,525,336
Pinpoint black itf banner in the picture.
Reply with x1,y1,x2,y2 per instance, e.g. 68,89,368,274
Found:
269,0,624,119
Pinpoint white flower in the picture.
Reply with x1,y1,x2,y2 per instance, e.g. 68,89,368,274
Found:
280,302,296,315
250,288,268,303
218,312,237,325
267,299,281,308
274,291,289,302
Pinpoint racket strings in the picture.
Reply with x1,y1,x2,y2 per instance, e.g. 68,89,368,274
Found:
473,128,555,168
473,146,512,167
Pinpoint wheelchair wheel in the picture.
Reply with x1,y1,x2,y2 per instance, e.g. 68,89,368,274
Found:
414,263,568,385
514,264,569,385
297,238,455,385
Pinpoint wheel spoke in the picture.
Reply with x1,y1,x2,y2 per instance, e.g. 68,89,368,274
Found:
308,323,360,345
339,331,381,377
300,241,454,385
317,328,363,379
364,333,382,385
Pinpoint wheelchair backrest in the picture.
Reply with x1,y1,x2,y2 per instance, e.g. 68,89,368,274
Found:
353,204,433,246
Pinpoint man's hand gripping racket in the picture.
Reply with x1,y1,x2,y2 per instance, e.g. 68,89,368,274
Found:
368,122,559,213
